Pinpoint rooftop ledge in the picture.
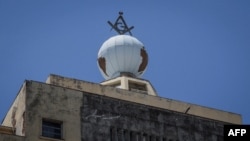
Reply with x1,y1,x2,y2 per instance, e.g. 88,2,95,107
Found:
45,74,242,124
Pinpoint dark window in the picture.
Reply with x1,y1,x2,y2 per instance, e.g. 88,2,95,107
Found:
142,133,147,141
130,131,133,141
135,132,139,141
149,135,154,141
110,128,113,141
42,119,62,139
117,128,123,141
124,130,129,141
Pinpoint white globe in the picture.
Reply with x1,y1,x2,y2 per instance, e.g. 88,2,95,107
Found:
97,35,148,80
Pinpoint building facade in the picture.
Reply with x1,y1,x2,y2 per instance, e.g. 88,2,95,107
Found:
0,74,242,141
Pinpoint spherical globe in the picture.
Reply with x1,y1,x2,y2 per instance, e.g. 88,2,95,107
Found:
97,35,148,80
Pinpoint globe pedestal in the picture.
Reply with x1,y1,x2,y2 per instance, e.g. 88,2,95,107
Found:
101,76,158,96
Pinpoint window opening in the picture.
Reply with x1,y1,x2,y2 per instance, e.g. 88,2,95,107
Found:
130,131,133,141
110,128,113,141
135,132,139,141
142,133,147,141
117,128,123,141
42,119,62,139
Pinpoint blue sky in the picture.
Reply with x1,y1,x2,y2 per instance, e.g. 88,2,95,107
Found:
0,0,249,124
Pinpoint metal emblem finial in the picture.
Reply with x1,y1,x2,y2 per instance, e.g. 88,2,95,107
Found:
108,11,134,36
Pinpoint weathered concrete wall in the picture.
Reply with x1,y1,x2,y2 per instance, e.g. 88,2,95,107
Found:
24,81,83,141
2,82,26,136
0,133,25,141
81,93,225,141
1,74,241,141
47,74,242,124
